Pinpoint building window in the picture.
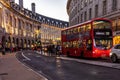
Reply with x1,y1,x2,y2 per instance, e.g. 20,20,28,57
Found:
112,0,117,11
89,8,92,20
10,16,12,26
103,0,107,15
14,18,16,27
89,0,93,4
84,0,88,7
95,4,98,18
81,0,84,9
84,11,87,21
78,16,79,24
18,19,21,29
81,13,83,22
112,20,117,31
117,19,120,31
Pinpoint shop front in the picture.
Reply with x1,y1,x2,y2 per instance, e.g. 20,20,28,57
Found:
113,31,120,45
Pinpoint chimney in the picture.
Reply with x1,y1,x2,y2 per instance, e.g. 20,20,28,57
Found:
31,3,35,13
19,0,23,8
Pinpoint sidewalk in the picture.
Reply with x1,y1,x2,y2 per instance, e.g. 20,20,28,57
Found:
0,53,46,80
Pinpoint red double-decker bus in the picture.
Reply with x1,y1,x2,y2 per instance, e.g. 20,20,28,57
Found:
61,18,113,58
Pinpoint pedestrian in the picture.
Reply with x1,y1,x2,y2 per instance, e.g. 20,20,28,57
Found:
52,45,55,56
47,45,52,56
56,45,61,56
2,48,5,55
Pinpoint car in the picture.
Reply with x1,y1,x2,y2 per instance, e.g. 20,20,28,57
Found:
110,44,120,63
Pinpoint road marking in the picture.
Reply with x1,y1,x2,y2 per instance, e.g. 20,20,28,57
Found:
28,53,32,55
36,55,41,57
21,52,31,61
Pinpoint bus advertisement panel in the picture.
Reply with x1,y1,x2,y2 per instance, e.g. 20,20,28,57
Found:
61,18,113,58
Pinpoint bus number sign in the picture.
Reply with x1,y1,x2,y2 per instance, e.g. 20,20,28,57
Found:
94,31,111,37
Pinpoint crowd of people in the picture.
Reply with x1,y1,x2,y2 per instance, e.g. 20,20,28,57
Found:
0,44,62,56
46,44,62,56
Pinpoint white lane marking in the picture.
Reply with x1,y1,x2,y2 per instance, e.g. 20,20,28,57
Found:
21,52,31,61
36,55,41,57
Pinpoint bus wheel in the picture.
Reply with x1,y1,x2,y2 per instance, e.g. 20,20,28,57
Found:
67,52,70,57
80,51,84,58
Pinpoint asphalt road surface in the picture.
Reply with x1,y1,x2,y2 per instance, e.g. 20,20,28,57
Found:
16,50,120,80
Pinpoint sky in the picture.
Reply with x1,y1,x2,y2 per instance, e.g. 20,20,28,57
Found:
15,0,69,21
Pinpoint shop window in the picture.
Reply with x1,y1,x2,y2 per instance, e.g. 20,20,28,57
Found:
117,19,120,30
112,20,117,31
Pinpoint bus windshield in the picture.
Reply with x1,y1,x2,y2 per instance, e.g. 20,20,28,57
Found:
93,20,111,29
94,38,112,50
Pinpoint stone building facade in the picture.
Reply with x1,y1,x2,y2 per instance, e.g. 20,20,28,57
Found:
67,0,120,45
0,0,68,50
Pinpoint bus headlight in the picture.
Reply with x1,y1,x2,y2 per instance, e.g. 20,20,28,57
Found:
93,50,98,54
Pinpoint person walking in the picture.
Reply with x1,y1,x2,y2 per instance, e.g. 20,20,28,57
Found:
56,45,61,56
2,48,5,55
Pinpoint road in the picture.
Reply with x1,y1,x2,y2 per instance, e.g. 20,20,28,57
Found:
16,50,120,80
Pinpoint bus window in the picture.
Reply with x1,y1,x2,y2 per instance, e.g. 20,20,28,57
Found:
66,30,68,35
78,27,81,33
93,20,111,29
63,42,66,48
78,40,83,47
81,26,85,32
73,41,77,48
76,27,79,33
69,41,73,48
75,28,78,33
76,41,79,48
62,31,66,35
71,29,74,34
94,38,112,50
85,24,91,36
66,42,69,48
86,24,91,31
67,30,70,35
73,28,77,34
69,29,72,34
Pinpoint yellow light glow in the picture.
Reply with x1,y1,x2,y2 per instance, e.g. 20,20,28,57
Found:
0,4,2,9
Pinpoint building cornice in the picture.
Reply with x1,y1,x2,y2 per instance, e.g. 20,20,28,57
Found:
1,0,68,28
66,0,71,15
0,0,41,24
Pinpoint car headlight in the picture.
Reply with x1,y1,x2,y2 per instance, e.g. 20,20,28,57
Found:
109,52,113,56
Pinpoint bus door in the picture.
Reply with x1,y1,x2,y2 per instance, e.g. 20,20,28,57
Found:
85,39,93,57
